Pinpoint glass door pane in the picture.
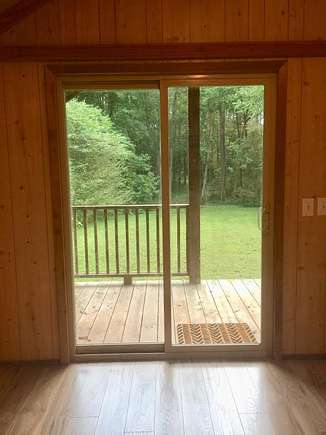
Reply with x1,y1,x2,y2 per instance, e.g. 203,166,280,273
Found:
64,87,164,348
168,84,264,347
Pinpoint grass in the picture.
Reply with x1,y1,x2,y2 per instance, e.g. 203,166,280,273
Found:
74,204,261,280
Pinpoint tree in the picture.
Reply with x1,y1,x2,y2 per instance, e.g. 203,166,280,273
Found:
66,99,159,205
68,85,264,207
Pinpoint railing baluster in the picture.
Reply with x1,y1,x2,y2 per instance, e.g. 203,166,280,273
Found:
177,206,181,273
93,208,99,274
114,208,119,274
72,203,189,278
146,209,150,273
104,208,110,274
83,208,89,274
125,208,130,274
73,208,79,275
135,209,140,273
156,207,160,273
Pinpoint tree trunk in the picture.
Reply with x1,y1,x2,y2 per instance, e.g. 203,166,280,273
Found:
169,90,179,197
219,102,226,201
201,110,213,202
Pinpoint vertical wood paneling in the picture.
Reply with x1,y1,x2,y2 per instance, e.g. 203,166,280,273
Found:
0,0,326,45
0,65,21,361
304,0,326,40
76,0,100,44
295,58,326,354
99,0,116,43
37,65,59,359
288,0,305,40
190,0,225,42
265,0,289,40
163,0,190,42
248,0,265,41
59,0,77,44
225,0,249,41
282,58,302,354
0,1,326,360
3,63,58,360
34,0,61,45
0,13,37,45
116,0,147,43
146,0,163,42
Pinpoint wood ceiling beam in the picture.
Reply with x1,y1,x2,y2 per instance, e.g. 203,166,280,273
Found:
0,0,50,34
0,41,325,62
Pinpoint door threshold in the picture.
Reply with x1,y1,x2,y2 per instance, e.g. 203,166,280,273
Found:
72,350,270,363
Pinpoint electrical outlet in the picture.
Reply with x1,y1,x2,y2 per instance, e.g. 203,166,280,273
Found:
302,198,314,216
317,198,326,216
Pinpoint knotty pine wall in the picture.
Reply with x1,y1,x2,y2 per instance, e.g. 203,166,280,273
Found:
0,0,326,361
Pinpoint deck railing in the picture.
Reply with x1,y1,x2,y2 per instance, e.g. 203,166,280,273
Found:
72,204,189,283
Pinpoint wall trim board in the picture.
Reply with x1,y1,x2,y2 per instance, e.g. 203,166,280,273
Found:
44,67,71,364
273,62,288,359
282,354,326,360
47,60,284,76
44,60,287,363
1,41,326,62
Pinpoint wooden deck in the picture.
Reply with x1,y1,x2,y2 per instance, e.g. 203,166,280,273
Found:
75,279,261,345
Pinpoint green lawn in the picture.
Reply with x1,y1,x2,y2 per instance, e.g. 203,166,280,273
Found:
74,205,261,280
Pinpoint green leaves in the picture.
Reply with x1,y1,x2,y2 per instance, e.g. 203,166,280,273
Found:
66,99,159,205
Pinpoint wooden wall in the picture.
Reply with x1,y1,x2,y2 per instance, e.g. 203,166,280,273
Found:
0,0,326,45
0,63,58,361
0,0,326,361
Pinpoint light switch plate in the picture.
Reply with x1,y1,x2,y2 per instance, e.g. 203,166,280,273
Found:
317,198,326,215
302,198,314,216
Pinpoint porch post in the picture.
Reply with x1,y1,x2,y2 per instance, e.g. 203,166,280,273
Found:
187,87,201,284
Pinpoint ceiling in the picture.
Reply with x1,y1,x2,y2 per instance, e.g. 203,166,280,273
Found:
0,0,20,14
0,0,49,34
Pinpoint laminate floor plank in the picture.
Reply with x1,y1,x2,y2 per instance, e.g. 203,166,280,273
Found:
155,362,184,435
179,363,215,435
1,361,326,435
240,412,300,435
96,362,134,435
124,362,157,434
42,363,110,432
267,361,326,434
0,366,42,433
203,362,244,434
6,366,67,434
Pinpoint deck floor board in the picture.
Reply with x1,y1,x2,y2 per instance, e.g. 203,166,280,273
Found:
75,279,261,345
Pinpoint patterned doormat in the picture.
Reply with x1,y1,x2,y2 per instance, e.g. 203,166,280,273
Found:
176,323,257,345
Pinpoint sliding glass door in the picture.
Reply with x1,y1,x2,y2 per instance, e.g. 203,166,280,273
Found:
65,85,165,352
63,75,275,356
163,77,275,355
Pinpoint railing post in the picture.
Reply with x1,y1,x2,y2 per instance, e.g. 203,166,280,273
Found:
187,87,201,284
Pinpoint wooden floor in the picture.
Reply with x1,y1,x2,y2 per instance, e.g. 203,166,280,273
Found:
1,360,326,434
75,279,261,345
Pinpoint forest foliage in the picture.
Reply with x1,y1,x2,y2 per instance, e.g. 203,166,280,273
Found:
66,86,264,206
